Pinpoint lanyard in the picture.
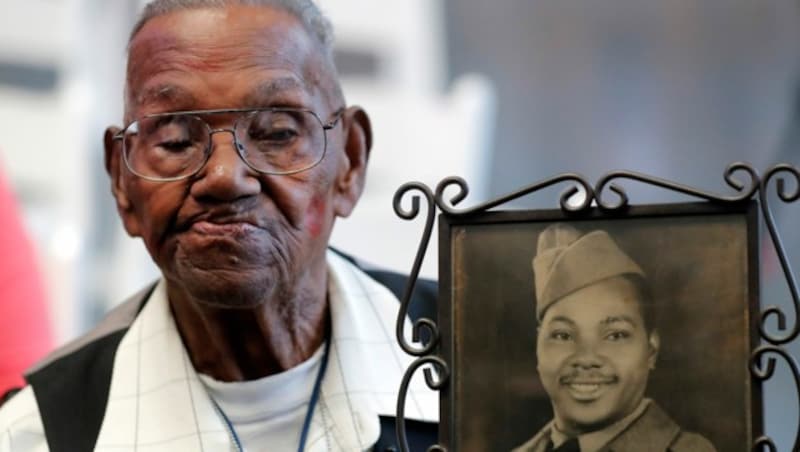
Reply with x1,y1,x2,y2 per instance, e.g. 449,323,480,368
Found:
210,333,333,452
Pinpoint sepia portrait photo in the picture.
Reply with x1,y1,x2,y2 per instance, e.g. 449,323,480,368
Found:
438,203,759,451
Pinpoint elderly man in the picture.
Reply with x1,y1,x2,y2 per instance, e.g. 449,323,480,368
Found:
513,224,715,452
0,1,437,451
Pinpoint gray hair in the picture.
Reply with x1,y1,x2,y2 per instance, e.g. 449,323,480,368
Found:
130,0,335,59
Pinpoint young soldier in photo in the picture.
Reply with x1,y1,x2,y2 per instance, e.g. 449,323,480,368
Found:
513,224,716,452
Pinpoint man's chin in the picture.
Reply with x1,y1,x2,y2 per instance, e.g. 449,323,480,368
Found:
190,291,269,309
555,402,621,435
169,265,284,309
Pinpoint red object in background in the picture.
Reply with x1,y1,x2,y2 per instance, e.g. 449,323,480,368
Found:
0,165,53,394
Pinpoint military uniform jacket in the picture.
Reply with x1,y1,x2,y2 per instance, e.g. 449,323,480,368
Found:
512,402,717,452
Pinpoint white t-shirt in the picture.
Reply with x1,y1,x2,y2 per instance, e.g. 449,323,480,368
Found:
199,345,325,452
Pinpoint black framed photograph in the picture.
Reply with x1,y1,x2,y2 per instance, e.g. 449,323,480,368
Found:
437,202,759,451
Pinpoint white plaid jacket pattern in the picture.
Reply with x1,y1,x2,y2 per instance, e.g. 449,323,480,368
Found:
0,251,437,451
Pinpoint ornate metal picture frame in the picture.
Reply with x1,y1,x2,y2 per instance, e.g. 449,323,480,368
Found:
444,203,758,451
393,163,800,451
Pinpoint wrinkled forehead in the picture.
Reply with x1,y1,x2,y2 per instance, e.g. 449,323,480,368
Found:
125,6,329,109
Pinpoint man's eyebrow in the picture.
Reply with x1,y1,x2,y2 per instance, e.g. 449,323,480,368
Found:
600,315,637,327
135,84,196,109
545,315,575,326
243,77,308,105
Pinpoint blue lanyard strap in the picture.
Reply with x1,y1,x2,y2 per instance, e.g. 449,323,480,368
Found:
297,331,332,451
210,396,245,452
209,329,333,452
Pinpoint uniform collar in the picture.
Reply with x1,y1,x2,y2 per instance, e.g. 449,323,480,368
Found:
550,398,651,452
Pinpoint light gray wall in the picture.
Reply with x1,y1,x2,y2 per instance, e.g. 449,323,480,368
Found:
445,1,800,203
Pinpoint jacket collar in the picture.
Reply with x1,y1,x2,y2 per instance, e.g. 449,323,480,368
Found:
600,402,681,452
93,251,437,451
519,402,682,452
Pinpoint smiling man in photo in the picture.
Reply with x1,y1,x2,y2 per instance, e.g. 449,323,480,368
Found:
513,224,716,452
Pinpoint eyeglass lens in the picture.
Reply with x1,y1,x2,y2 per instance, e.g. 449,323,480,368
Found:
122,110,326,179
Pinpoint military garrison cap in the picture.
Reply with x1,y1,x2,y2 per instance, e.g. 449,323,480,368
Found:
532,224,645,320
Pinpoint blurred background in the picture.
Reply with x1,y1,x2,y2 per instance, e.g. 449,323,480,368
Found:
2,0,800,448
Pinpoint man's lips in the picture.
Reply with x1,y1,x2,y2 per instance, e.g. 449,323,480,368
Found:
188,220,263,236
560,375,616,401
177,208,265,234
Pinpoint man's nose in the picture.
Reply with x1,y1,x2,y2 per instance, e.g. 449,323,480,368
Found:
569,341,604,368
189,129,261,201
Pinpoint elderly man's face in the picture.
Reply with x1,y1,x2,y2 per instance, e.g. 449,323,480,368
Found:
104,6,368,307
536,276,659,436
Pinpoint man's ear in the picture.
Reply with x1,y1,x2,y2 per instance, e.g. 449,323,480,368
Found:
647,329,660,370
104,127,141,237
332,106,372,218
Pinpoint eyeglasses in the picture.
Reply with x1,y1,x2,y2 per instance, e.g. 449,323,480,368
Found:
113,107,344,181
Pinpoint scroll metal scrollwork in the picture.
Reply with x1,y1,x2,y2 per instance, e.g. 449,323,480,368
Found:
758,164,800,345
594,161,760,211
392,181,449,451
750,345,800,451
433,174,594,216
393,182,441,357
396,356,449,452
